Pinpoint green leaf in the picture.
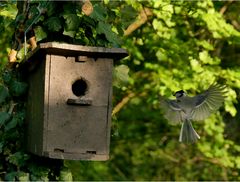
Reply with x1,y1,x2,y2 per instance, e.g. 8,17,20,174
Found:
82,16,96,27
17,172,30,182
0,84,9,104
197,40,214,50
0,112,10,125
0,142,4,153
190,59,203,73
5,172,17,181
63,14,80,31
199,51,220,65
26,5,41,27
63,30,76,38
5,117,18,131
90,4,107,21
8,152,29,167
28,164,50,181
45,17,62,32
59,167,73,181
113,65,130,88
45,2,57,17
9,81,28,97
0,3,17,19
96,21,120,45
63,2,77,14
202,12,240,40
34,26,47,42
120,5,138,28
2,72,12,84
16,47,25,61
38,1,51,12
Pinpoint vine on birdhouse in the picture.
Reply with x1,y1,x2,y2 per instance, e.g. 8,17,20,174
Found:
8,1,122,64
1,0,127,180
0,0,132,180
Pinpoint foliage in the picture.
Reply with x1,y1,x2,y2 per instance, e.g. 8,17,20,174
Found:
67,0,240,181
0,69,68,181
0,0,126,180
1,0,240,181
31,1,121,47
0,2,17,69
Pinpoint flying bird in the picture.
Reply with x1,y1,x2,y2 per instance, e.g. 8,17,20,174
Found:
160,84,226,143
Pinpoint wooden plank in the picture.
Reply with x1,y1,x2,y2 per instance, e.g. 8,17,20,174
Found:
25,42,128,61
45,152,109,161
26,54,46,155
46,55,112,156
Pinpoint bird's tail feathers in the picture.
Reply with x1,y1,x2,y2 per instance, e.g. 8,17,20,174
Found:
179,120,200,143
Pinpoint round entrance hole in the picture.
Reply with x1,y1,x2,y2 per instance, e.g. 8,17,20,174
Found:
72,78,88,97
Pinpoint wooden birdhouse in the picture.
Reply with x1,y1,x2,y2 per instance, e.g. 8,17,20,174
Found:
25,42,128,160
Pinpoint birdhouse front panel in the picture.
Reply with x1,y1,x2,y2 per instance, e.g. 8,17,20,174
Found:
45,55,113,160
25,42,128,160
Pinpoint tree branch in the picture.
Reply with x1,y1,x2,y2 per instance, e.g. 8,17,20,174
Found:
112,92,135,116
219,0,233,15
231,20,240,30
124,7,152,36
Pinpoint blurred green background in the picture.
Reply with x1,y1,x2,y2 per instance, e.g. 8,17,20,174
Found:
1,0,240,181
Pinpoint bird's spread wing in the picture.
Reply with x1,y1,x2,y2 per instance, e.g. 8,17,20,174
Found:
159,97,182,125
191,84,226,121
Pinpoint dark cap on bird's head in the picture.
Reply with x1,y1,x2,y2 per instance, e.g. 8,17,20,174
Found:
173,90,185,98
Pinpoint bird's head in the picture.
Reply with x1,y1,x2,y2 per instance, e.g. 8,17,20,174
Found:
173,90,186,99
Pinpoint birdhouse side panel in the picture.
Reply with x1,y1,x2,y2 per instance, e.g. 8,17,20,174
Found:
26,56,50,155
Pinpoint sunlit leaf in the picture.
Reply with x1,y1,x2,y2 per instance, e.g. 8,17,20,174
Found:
63,30,76,38
59,167,73,181
34,26,47,42
113,64,130,88
17,172,30,182
16,47,25,61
